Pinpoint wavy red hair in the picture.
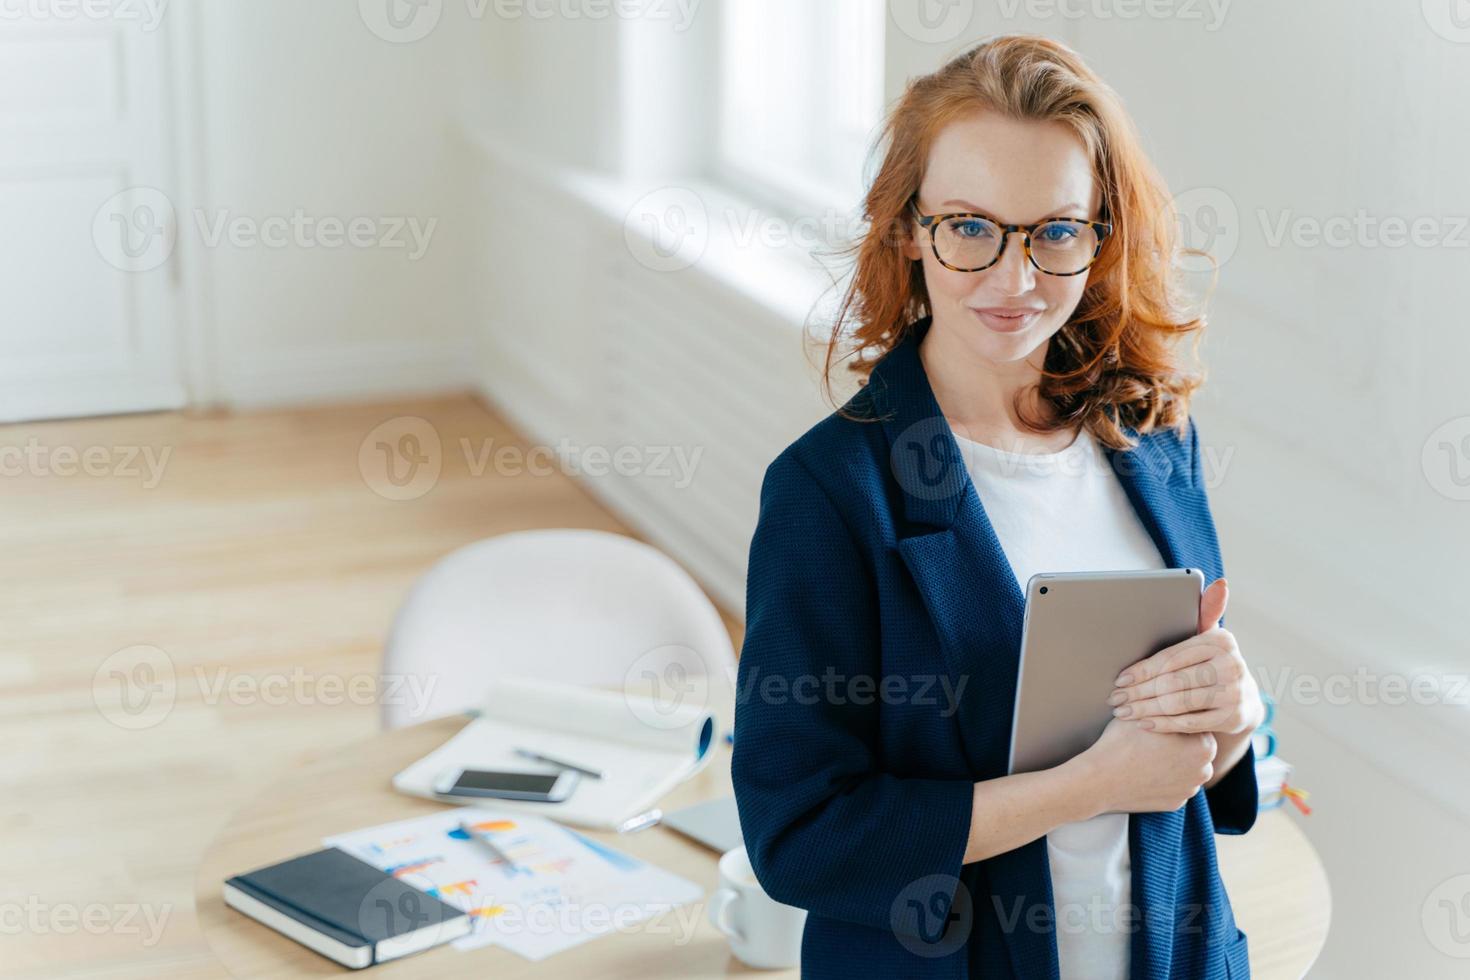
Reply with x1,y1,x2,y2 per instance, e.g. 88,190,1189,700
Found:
819,34,1213,450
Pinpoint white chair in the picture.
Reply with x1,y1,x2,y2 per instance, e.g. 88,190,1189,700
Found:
378,529,737,732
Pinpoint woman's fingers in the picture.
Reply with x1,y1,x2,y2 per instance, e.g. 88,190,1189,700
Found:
1115,681,1231,720
1137,708,1231,733
1114,631,1228,688
1110,660,1225,705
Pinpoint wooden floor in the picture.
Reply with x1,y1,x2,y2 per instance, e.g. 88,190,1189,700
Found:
0,395,742,979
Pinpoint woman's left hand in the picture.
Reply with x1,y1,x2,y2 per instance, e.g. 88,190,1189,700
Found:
1107,578,1265,736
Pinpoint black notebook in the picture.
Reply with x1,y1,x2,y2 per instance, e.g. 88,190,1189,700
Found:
223,846,471,969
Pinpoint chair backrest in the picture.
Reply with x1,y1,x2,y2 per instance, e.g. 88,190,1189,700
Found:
379,529,736,731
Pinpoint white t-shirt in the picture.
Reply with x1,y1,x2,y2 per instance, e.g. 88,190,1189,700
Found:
954,423,1165,980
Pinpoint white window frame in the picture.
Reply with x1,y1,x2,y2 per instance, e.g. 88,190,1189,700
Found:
712,0,886,222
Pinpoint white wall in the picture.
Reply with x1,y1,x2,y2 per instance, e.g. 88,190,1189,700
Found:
180,0,475,407
888,7,1470,977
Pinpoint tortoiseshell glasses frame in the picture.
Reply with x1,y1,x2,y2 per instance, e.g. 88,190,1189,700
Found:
908,195,1113,276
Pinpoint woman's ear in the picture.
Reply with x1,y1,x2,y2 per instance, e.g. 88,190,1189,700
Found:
898,197,924,262
899,219,923,262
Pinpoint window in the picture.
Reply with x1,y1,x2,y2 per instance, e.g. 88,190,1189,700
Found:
716,0,886,218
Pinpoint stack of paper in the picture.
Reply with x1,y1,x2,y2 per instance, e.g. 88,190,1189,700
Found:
324,807,703,961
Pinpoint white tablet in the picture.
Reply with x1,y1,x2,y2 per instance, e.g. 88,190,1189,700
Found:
1007,568,1204,775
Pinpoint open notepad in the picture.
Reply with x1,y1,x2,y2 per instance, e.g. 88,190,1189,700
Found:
394,677,721,829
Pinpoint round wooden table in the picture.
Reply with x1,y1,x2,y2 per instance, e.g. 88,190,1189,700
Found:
195,717,1330,977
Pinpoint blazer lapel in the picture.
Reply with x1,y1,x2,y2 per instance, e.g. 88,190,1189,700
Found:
868,317,1200,980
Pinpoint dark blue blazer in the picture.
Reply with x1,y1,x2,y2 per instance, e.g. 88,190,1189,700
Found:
732,316,1258,979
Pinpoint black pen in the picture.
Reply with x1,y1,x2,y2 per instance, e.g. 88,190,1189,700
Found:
512,746,603,780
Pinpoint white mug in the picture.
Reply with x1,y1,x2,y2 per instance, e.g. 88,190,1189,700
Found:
707,845,807,969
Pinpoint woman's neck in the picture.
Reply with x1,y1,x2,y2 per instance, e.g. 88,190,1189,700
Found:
918,322,1074,452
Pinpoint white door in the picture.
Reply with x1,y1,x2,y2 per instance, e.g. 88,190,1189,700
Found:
0,4,185,423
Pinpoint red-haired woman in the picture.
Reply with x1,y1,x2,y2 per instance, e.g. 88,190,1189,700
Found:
733,34,1263,980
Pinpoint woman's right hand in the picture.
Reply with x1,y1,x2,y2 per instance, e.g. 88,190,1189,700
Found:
1075,717,1216,815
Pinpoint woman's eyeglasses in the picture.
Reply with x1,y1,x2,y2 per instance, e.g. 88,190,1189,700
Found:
909,196,1112,276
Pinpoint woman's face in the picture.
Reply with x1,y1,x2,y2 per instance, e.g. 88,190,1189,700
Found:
904,110,1102,367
